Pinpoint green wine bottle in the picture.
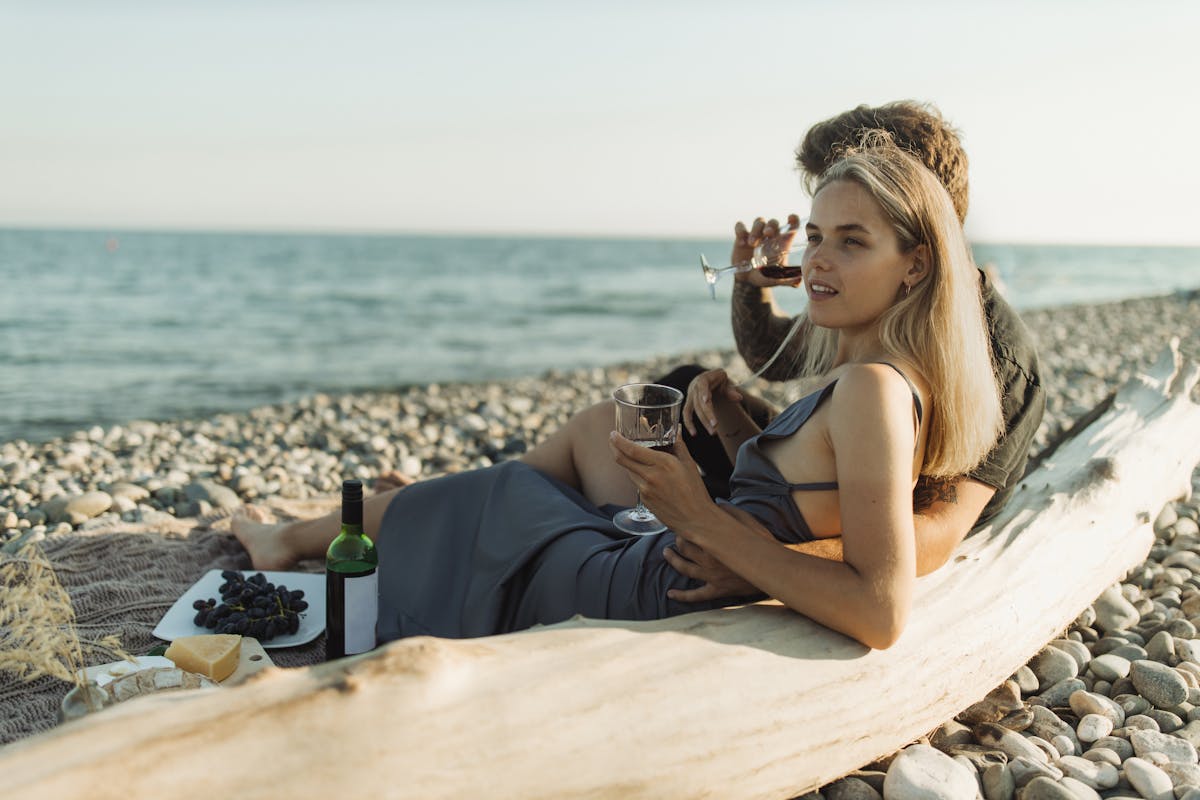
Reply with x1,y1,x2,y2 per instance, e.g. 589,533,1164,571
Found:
325,479,378,660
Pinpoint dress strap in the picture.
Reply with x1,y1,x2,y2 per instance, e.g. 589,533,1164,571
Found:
875,361,924,427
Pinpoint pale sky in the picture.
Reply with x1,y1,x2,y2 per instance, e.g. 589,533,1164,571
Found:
3,0,1198,245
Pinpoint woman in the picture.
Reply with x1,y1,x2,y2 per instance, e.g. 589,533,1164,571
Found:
235,137,1001,649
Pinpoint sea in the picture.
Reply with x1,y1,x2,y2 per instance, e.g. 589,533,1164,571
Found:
3,228,1200,446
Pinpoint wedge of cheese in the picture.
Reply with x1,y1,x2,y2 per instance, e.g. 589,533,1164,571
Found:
164,634,243,682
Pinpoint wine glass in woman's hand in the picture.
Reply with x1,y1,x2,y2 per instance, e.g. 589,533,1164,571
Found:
611,383,684,535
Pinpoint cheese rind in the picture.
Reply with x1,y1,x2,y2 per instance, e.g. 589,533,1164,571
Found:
164,634,242,681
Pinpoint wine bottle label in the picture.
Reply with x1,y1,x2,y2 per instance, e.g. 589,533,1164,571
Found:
341,570,379,655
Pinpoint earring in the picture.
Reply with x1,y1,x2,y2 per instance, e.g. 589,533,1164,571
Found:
904,283,911,298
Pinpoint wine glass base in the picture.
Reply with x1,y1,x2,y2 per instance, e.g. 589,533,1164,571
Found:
612,509,668,536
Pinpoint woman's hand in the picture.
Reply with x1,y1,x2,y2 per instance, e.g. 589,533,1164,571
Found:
683,369,743,437
732,214,804,288
609,433,714,534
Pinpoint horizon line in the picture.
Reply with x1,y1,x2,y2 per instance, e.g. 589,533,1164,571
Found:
1,222,1198,250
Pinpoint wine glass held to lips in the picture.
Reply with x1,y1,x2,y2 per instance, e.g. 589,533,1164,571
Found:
700,214,806,299
611,383,684,535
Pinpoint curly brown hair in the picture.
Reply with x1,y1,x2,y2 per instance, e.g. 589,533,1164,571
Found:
796,101,969,223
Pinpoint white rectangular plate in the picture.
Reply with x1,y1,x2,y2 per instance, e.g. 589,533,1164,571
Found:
153,569,325,649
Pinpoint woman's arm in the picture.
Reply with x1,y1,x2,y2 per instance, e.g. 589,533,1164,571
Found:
619,364,919,649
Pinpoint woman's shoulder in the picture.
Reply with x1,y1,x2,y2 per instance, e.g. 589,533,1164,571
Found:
828,361,928,422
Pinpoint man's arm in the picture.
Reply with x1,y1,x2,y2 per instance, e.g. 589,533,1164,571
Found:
664,477,997,601
728,215,809,381
731,282,810,379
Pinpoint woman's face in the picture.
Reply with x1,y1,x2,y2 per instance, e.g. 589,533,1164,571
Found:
800,179,917,333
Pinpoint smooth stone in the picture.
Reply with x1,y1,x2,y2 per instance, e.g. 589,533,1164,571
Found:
1031,647,1081,690
1123,756,1175,800
1042,679,1088,708
983,763,1015,800
1001,707,1036,732
1094,586,1142,633
1052,735,1078,757
1116,694,1153,716
975,723,1049,764
1057,755,1120,789
960,681,1025,726
1051,639,1093,671
1176,720,1200,750
930,720,975,750
1109,644,1150,662
1089,736,1134,761
1125,714,1162,732
943,744,1007,772
1057,776,1101,800
845,771,886,793
1178,639,1200,664
1076,606,1099,629
111,494,137,514
1156,505,1180,533
1077,714,1115,743
1169,619,1198,640
1161,761,1200,790
1181,789,1200,800
1131,729,1199,763
1147,631,1179,664
1007,756,1062,787
41,495,70,524
108,482,150,502
1145,708,1183,733
824,777,882,800
1081,747,1122,767
1030,706,1080,750
1090,654,1133,682
1015,666,1040,696
64,491,113,521
1132,660,1190,709
1027,735,1060,763
1071,691,1126,727
1015,775,1074,799
882,744,977,800
183,479,241,511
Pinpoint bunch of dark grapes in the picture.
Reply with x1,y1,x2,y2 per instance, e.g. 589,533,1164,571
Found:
192,570,309,641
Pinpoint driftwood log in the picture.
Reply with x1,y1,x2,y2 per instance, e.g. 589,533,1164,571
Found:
3,342,1200,799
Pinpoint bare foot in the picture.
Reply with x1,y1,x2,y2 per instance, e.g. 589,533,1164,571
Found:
374,470,416,493
231,506,297,570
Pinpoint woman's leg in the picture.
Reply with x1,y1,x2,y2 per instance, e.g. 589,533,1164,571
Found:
232,487,403,570
519,399,638,508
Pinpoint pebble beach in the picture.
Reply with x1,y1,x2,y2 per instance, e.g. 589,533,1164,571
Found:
5,289,1200,799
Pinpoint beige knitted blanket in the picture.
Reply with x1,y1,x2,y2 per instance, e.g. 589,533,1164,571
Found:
0,502,332,747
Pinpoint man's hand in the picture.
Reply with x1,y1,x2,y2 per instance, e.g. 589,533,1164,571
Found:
732,214,804,288
663,535,758,602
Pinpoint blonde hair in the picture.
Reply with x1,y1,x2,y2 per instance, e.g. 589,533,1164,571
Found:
799,135,1002,477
